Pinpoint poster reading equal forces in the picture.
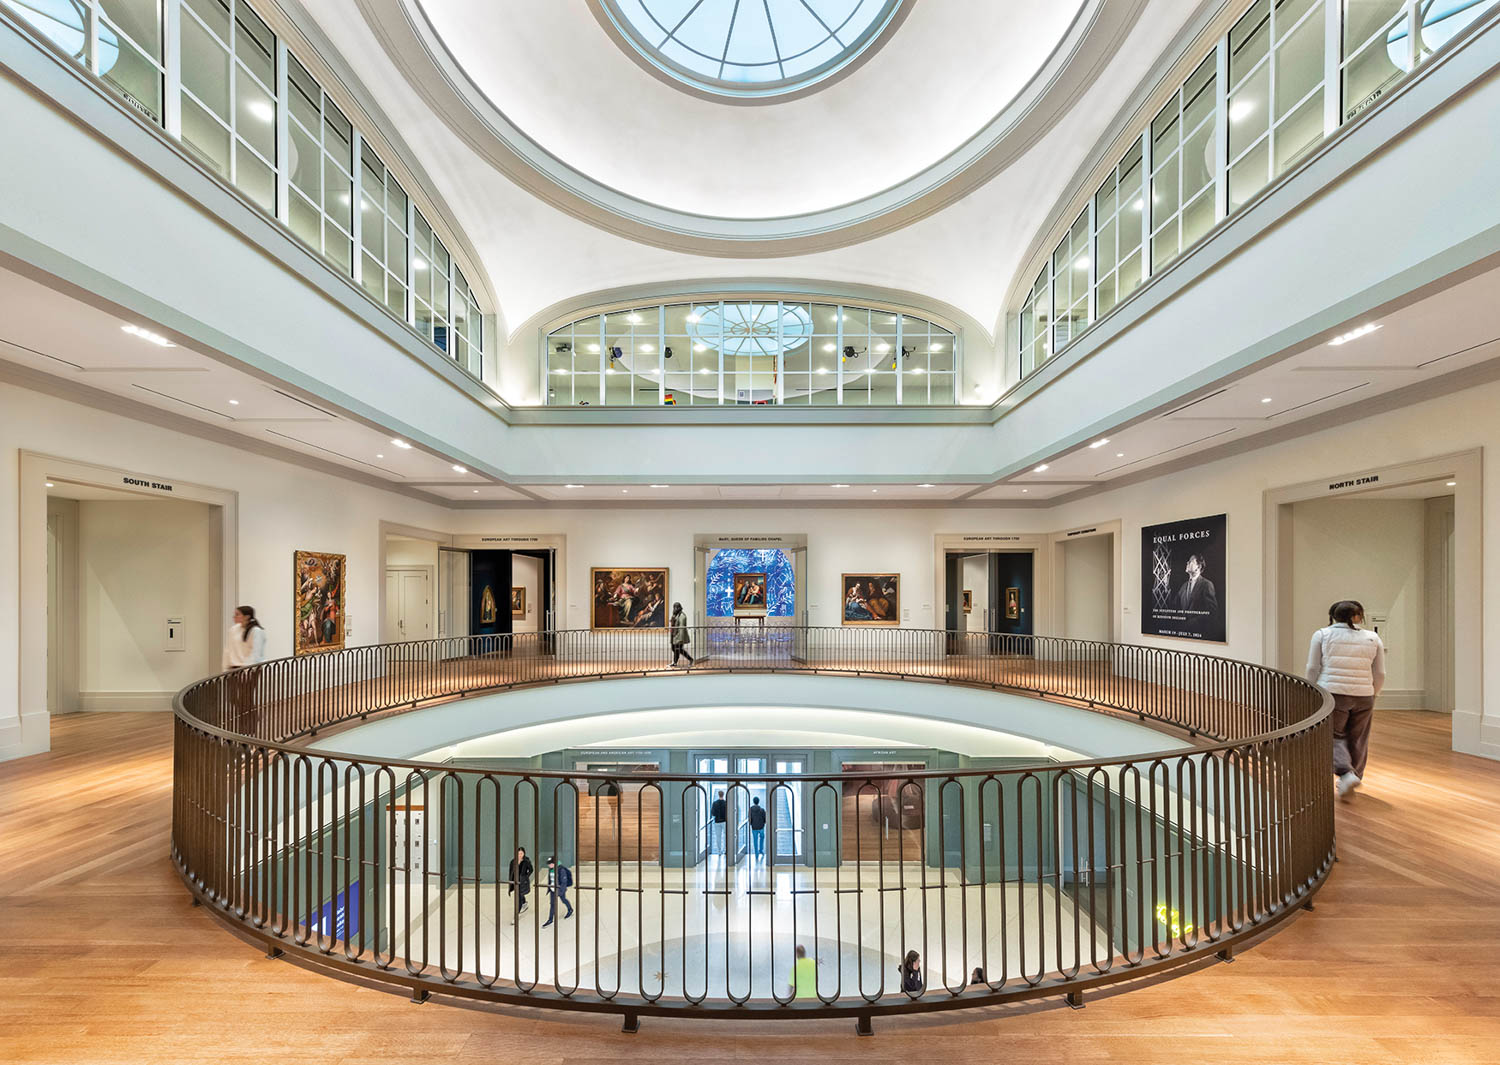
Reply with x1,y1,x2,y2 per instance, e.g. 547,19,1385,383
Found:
1141,514,1227,643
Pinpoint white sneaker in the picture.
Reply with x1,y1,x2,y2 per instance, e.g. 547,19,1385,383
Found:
1336,771,1361,799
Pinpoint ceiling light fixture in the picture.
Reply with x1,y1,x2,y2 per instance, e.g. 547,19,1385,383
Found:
871,488,878,493
1074,257,1089,271
376,453,384,459
822,343,835,352
246,100,274,122
698,367,711,374
1088,438,1110,448
694,344,707,352
816,367,830,375
553,368,570,375
912,367,925,374
412,258,427,271
917,483,935,488
1034,464,1050,473
564,483,583,488
1229,99,1255,122
391,439,412,449
1261,396,1273,403
452,465,467,473
639,343,654,353
874,342,891,353
626,313,643,324
649,484,668,488
1328,323,1381,346
1447,481,1457,487
45,481,54,488
228,399,239,405
473,489,479,494
831,483,849,488
605,368,616,375
621,489,629,494
586,343,600,353
1022,488,1029,493
686,313,701,324
1115,452,1124,458
929,343,944,352
121,324,173,347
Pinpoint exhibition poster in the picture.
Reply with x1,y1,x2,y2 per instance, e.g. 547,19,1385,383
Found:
1141,514,1227,642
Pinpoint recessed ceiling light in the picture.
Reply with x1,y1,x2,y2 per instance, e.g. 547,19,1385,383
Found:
649,484,668,488
1022,488,1029,493
918,483,935,488
228,399,239,405
1229,99,1255,122
391,439,412,449
929,343,944,352
911,367,925,374
1328,323,1381,346
694,344,707,352
45,481,54,488
1446,481,1457,487
246,100,274,122
564,483,583,488
626,313,642,324
1132,198,1144,211
822,343,835,352
621,488,629,494
1088,438,1110,448
639,343,654,353
605,368,616,375
121,324,173,347
831,483,849,488
1115,452,1124,458
586,343,600,353
875,342,891,353
553,368,570,375
412,258,427,271
1034,464,1049,473
698,367,711,374
871,488,878,493
816,367,830,374
376,453,384,459
1073,257,1089,271
686,313,701,324
452,465,467,473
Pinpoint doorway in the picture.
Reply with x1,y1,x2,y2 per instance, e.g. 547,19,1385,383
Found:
384,567,432,643
693,752,807,868
1058,530,1116,643
944,550,1035,652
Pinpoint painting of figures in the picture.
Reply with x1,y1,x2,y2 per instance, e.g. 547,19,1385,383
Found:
590,568,668,630
293,550,345,655
842,573,899,626
732,572,768,617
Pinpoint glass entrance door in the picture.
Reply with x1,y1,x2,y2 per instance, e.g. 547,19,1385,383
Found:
692,752,807,867
771,759,805,864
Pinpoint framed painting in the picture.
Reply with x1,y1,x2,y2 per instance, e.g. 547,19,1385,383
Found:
732,572,768,617
1005,586,1021,620
293,550,345,655
961,589,973,614
479,585,498,624
591,568,669,630
842,573,899,626
511,586,526,618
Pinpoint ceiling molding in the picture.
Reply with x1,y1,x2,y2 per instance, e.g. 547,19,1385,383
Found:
352,0,1152,256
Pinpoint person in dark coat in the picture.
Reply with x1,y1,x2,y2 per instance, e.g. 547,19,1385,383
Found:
542,855,574,927
747,796,768,858
899,950,923,994
507,846,533,922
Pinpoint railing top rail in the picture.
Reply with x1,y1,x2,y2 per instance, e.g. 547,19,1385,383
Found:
172,626,1331,776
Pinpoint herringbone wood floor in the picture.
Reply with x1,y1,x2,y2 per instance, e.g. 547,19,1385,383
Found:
2,710,1498,1063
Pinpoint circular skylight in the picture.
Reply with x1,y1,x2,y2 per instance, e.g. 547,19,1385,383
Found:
599,0,905,99
689,303,813,356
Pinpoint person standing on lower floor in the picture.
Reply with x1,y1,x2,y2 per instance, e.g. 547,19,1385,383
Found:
669,602,695,667
507,846,533,921
1306,599,1386,799
747,796,767,858
542,855,573,927
710,790,727,855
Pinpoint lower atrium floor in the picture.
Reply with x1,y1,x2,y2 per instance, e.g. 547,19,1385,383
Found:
2,710,1498,1062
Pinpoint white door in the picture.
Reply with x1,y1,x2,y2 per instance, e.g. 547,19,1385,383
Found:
386,568,432,643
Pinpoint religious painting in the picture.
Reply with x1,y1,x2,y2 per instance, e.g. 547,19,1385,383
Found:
591,567,669,630
479,585,498,624
511,586,526,618
842,573,899,626
293,550,345,655
962,589,973,614
732,572,768,617
1005,586,1020,620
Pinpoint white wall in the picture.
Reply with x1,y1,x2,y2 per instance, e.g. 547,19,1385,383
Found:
0,381,452,756
1062,535,1113,643
77,498,219,707
1289,498,1426,700
512,554,541,633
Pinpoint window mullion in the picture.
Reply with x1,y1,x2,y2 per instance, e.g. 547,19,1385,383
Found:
274,39,289,224
351,132,364,288
1214,35,1229,223
163,0,182,139
836,304,844,405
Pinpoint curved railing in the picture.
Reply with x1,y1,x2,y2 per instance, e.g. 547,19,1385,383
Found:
172,626,1333,1031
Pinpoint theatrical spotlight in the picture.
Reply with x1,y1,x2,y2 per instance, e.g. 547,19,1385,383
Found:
609,346,624,362
664,346,674,359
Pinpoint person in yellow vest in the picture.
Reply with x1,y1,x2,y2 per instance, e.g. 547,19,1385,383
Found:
788,943,817,999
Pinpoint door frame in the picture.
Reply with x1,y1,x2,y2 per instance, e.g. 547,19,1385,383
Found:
384,565,435,643
934,533,1051,641
1262,449,1483,757
1047,520,1123,644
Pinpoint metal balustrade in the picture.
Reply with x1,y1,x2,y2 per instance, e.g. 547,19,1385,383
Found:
172,626,1333,1032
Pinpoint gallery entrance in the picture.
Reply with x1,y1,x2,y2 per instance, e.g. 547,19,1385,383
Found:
943,549,1035,652
434,540,559,647
693,752,807,868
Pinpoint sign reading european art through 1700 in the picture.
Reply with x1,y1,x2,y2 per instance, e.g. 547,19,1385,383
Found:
1140,514,1227,643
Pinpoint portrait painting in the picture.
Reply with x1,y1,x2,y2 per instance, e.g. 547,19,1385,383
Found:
1005,586,1021,620
511,586,526,618
732,572,768,617
591,567,669,630
479,585,497,624
842,573,899,626
962,589,973,614
293,550,345,655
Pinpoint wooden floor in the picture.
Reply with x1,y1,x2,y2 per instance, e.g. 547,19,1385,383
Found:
2,710,1498,1063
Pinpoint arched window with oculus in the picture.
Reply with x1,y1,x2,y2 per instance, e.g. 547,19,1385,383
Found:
544,299,959,407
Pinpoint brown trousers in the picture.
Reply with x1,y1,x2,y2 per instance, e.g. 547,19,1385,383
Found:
1331,693,1375,778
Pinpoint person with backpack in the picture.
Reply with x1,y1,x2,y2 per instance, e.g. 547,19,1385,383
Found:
1306,599,1387,799
542,855,574,926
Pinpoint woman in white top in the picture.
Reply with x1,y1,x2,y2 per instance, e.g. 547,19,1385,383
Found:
223,605,267,731
1306,599,1386,799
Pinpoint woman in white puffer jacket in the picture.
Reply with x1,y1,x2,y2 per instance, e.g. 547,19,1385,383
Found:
1306,599,1386,799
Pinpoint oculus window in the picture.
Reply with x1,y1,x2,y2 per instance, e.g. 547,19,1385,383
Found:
598,0,904,98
